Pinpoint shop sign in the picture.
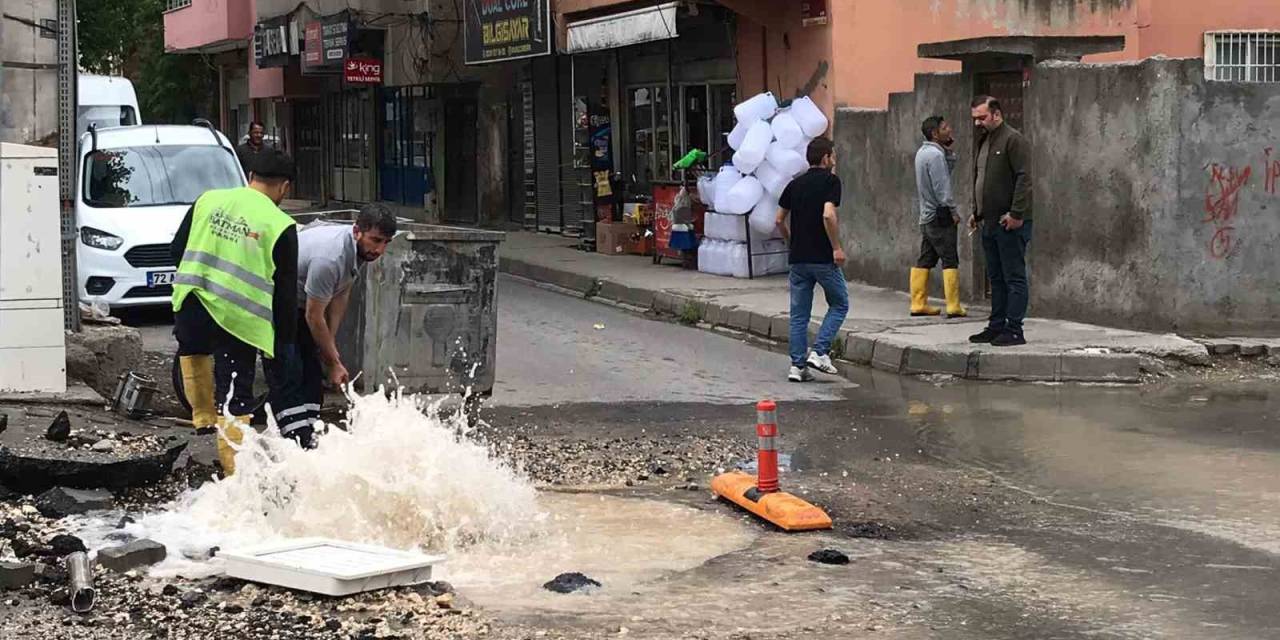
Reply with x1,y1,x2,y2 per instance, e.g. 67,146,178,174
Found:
303,13,350,73
344,56,383,84
801,0,829,26
463,0,552,65
254,15,298,68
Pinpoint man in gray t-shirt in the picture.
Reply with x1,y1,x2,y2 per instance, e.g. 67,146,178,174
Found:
264,204,397,445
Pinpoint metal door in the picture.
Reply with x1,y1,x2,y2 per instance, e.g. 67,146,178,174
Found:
976,71,1025,133
292,100,324,201
379,86,431,207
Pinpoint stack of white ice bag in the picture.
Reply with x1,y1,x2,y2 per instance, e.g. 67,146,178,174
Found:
695,92,828,278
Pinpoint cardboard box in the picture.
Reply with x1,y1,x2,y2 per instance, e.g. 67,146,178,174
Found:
596,220,633,255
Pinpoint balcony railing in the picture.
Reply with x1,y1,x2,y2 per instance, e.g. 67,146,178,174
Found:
167,0,191,10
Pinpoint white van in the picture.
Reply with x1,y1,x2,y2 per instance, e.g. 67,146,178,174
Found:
76,122,247,308
77,74,141,135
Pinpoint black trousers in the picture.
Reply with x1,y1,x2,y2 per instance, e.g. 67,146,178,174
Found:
916,212,960,270
174,297,258,417
263,314,324,438
982,219,1033,333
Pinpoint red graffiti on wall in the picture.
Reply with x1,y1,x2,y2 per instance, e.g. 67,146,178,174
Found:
1203,162,1253,259
1265,147,1280,195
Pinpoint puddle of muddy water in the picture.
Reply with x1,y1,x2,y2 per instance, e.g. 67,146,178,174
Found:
71,389,754,609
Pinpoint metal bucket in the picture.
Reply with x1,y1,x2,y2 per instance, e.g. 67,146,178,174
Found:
110,371,158,418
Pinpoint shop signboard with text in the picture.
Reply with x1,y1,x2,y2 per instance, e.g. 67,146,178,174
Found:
303,12,350,74
463,0,552,65
344,57,383,85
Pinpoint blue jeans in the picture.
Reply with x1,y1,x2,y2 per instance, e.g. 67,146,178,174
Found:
981,219,1033,333
789,263,850,368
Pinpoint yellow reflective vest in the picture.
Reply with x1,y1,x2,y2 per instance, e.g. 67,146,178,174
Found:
172,187,295,358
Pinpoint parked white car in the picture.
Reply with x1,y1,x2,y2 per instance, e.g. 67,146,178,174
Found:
76,123,246,309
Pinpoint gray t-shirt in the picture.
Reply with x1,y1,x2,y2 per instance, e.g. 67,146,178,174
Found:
296,222,360,307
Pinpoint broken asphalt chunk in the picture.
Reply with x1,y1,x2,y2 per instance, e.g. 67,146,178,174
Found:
543,572,601,594
807,549,850,565
45,411,71,442
35,487,113,518
0,561,36,589
97,539,166,573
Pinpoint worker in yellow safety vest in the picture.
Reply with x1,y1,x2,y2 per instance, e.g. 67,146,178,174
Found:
170,149,299,476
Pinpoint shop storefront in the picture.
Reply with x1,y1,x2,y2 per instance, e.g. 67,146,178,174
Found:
557,2,738,250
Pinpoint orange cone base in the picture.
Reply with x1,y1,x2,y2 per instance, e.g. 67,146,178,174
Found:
711,471,832,531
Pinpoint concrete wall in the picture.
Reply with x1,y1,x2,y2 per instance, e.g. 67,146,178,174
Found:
1,0,58,144
834,56,1280,335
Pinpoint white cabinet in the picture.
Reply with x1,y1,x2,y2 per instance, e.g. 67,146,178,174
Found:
0,142,66,392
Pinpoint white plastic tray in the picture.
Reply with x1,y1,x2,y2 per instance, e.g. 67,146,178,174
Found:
219,538,445,596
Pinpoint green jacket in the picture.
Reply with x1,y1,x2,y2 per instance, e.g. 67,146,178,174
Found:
972,122,1032,222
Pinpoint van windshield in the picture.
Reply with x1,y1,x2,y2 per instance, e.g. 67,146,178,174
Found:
83,145,243,208
77,105,138,133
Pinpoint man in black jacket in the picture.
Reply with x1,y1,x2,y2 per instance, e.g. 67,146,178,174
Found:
967,96,1032,347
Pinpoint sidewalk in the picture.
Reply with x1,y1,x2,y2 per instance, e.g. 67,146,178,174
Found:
499,231,1214,383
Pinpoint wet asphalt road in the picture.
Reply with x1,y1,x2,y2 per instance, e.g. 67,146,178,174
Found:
491,275,1280,639
117,277,1280,637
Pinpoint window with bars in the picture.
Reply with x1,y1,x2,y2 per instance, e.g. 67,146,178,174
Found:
1204,31,1280,83
166,0,192,10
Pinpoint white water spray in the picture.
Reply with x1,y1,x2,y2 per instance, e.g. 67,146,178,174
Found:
81,387,546,577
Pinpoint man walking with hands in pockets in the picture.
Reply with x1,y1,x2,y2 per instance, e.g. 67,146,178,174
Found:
776,137,850,382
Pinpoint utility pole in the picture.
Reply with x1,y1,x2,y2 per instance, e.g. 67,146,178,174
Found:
57,0,79,331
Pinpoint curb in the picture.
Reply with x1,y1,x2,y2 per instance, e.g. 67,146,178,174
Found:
499,256,1148,384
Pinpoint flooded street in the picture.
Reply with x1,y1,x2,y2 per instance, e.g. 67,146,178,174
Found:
5,277,1280,639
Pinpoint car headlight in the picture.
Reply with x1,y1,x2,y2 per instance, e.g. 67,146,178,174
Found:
80,226,124,251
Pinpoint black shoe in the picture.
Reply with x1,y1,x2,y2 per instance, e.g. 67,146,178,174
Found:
991,331,1026,347
968,327,1003,343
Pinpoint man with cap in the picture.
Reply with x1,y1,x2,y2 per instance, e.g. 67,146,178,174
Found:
170,149,299,476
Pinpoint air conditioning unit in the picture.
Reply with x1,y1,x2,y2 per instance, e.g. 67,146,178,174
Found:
0,142,67,392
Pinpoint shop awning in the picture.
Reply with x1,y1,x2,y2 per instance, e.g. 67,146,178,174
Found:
566,2,678,54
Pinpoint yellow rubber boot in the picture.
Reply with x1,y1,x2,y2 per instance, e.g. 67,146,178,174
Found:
909,268,941,316
179,355,217,430
216,415,248,477
943,268,967,318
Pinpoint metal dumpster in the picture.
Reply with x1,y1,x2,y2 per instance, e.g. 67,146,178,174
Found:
331,222,504,396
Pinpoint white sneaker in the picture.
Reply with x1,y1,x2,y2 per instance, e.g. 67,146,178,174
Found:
807,351,839,375
788,366,815,382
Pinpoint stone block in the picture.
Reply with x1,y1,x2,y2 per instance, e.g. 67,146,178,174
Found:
1238,343,1267,357
770,315,791,341
35,487,113,519
97,539,167,573
0,561,35,589
871,341,907,373
498,257,532,279
902,348,972,377
1059,353,1142,382
845,334,876,365
747,312,773,338
652,292,679,314
598,281,653,308
976,351,1061,382
702,302,728,326
64,325,142,401
725,308,752,332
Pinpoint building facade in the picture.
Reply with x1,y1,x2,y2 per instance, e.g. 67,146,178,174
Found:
1,0,58,145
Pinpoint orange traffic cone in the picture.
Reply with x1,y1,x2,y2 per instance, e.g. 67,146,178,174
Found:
710,400,832,531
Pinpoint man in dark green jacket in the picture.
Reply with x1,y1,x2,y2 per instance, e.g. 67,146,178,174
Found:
967,96,1032,346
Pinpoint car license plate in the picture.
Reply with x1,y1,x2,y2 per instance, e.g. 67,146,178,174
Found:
147,271,176,287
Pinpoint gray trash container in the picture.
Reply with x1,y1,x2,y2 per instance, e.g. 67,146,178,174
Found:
331,223,504,397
